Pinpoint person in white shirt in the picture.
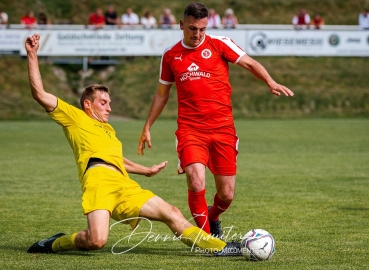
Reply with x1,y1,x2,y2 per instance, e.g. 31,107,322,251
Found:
121,7,139,26
292,9,311,30
207,8,221,28
358,8,369,29
141,11,157,29
0,8,8,25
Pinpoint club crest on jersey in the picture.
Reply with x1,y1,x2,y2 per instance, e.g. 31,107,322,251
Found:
180,63,210,81
201,49,212,59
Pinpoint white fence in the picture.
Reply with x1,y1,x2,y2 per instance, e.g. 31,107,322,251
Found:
1,25,368,57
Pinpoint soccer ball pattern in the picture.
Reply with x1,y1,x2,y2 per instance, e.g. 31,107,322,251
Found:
240,229,275,261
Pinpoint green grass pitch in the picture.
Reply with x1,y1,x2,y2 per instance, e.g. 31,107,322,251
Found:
0,119,368,269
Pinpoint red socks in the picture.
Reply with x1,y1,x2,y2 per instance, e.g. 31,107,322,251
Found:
188,190,232,233
208,193,231,222
188,189,210,234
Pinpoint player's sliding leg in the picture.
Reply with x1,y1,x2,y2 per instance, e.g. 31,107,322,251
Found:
27,210,110,253
54,209,110,252
185,163,211,234
208,175,235,238
139,195,241,255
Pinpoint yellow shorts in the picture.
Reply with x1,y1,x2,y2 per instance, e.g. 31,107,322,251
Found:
81,166,155,229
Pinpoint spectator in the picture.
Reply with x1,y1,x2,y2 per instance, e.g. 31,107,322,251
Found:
311,13,324,29
89,8,105,29
121,7,139,26
208,8,221,29
0,7,8,25
358,8,369,30
141,11,157,29
21,11,37,29
105,5,118,27
221,8,238,29
37,12,51,25
159,8,176,28
292,9,311,30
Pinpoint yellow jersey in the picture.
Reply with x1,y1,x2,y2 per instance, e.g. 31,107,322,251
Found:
48,98,129,181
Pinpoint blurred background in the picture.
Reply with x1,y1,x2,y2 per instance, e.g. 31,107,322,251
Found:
0,0,368,120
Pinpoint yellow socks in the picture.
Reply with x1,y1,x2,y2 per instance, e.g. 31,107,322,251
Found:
52,233,78,252
181,226,226,252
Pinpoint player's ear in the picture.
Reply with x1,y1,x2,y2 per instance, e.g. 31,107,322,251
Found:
83,99,91,110
179,19,184,30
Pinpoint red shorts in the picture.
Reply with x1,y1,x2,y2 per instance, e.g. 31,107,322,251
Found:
175,126,238,175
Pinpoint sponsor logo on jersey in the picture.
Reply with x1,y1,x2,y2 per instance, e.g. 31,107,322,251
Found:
180,63,210,81
201,49,212,59
174,55,182,61
187,63,199,71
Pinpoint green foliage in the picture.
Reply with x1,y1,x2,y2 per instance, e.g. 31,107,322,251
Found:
0,119,368,269
0,56,77,120
1,54,369,120
1,1,369,119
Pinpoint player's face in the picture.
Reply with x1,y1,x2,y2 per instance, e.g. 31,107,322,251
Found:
85,91,111,123
180,15,208,47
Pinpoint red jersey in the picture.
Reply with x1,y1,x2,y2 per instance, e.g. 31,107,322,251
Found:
89,13,105,25
21,16,36,25
160,34,245,129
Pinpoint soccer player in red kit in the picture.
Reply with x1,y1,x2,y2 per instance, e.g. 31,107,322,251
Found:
138,2,294,237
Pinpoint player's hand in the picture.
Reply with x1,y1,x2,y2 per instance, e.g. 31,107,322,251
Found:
269,82,294,97
137,129,152,155
25,34,40,53
146,161,168,177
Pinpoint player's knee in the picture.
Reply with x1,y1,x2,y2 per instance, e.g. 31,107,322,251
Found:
188,180,205,192
87,234,108,250
217,193,234,203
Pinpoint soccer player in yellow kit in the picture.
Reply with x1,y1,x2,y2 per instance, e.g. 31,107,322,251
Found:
25,34,241,256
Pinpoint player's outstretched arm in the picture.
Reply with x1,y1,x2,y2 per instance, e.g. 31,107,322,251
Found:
25,34,57,112
137,83,171,155
123,157,168,177
237,54,294,97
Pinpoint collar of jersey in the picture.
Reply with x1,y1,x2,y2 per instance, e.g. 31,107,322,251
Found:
181,34,207,49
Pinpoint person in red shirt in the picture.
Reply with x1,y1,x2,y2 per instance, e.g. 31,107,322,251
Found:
137,2,294,238
311,13,325,29
21,11,37,29
89,8,105,29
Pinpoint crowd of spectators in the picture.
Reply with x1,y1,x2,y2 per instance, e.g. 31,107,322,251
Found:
0,5,368,30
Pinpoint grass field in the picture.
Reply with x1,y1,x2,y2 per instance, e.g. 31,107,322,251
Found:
0,119,368,269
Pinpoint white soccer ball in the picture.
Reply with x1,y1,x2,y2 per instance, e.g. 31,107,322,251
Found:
240,229,276,261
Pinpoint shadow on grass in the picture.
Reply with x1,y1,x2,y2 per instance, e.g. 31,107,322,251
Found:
5,245,246,261
105,246,246,261
103,246,196,257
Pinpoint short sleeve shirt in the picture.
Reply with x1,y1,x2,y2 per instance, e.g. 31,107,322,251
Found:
48,98,129,181
89,13,105,25
121,13,139,25
160,34,246,129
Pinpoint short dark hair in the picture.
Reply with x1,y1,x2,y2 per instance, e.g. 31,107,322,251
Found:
80,84,110,110
183,2,208,19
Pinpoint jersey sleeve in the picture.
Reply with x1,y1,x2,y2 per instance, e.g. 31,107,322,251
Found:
48,98,86,127
211,35,246,64
159,49,174,85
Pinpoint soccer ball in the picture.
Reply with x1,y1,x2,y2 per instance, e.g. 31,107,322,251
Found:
240,229,275,261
